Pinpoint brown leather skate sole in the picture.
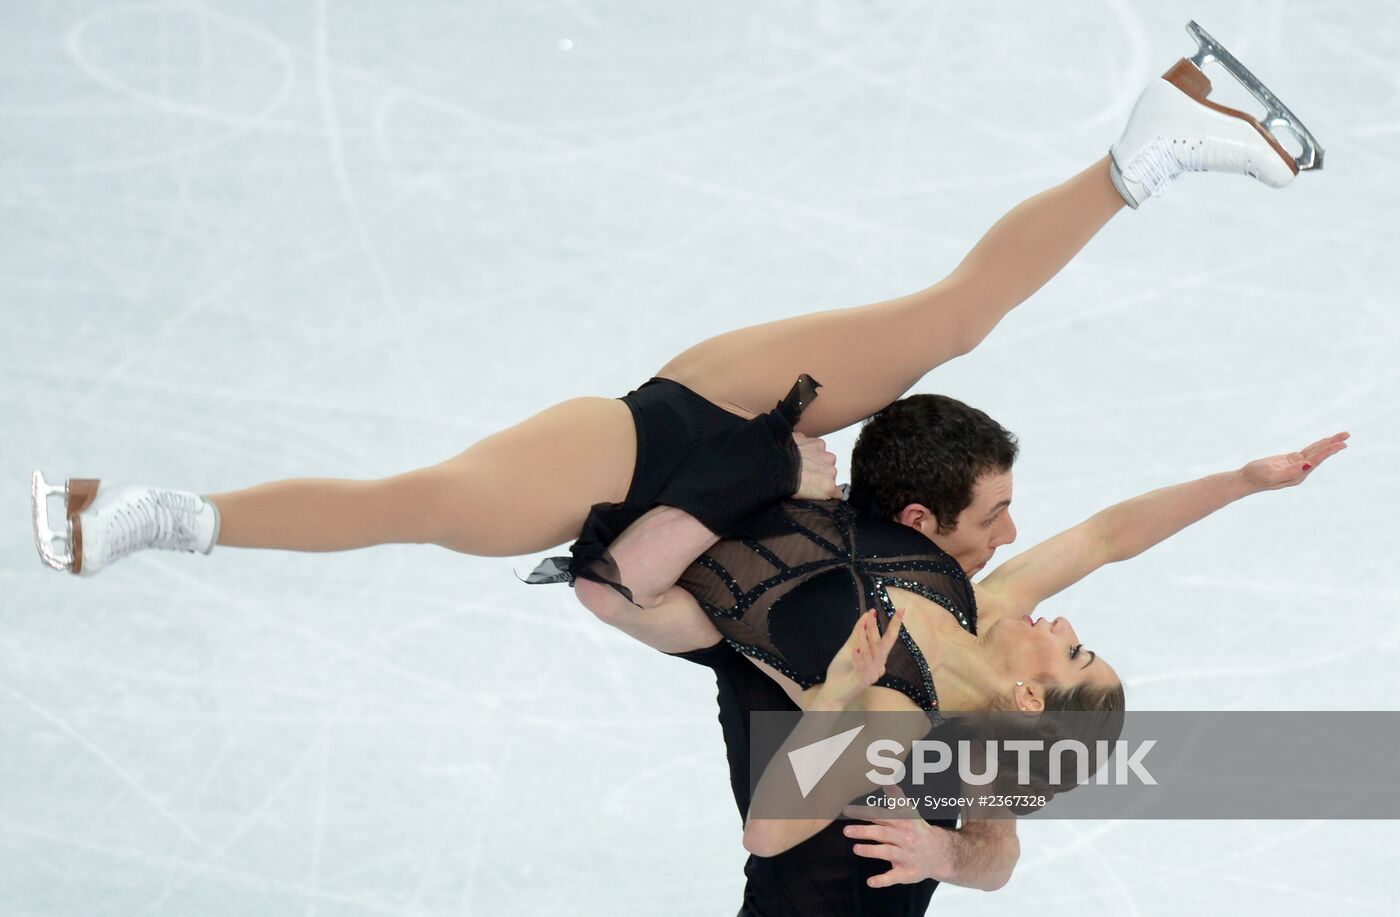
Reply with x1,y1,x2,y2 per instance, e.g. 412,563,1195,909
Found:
66,479,100,575
1162,58,1299,176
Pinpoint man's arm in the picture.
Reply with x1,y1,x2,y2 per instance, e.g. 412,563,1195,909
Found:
576,577,725,653
574,434,839,653
944,819,1019,891
976,432,1348,618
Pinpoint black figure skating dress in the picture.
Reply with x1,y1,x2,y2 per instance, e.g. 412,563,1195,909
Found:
526,374,819,601
680,499,978,718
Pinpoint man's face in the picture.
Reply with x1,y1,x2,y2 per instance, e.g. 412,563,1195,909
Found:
906,470,1016,576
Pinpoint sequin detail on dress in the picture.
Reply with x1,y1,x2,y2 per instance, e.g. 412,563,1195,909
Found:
679,500,977,717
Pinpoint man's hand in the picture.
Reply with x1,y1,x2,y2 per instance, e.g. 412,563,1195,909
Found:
843,785,1019,891
792,432,843,500
1241,431,1349,492
842,785,954,887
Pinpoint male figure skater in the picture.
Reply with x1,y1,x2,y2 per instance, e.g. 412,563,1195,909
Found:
579,393,1343,914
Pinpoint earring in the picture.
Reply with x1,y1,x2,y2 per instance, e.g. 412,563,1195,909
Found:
1016,680,1024,687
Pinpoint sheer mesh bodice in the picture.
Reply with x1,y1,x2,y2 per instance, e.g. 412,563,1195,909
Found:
679,499,977,715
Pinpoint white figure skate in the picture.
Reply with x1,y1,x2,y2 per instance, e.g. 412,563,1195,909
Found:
1110,21,1324,209
32,471,220,577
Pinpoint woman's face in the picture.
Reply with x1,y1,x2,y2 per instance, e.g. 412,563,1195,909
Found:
983,614,1118,705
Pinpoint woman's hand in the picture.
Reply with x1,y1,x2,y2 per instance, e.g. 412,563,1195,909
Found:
1241,431,1349,492
792,432,843,500
822,607,906,707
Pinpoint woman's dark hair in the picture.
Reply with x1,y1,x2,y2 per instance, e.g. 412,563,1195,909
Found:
848,395,1019,532
1042,680,1126,716
950,678,1127,816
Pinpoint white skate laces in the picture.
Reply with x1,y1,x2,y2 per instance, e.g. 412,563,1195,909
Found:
1117,136,1207,200
97,490,217,563
1115,134,1264,202
31,473,220,577
1109,21,1322,210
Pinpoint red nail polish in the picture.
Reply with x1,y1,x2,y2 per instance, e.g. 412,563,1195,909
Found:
1303,464,1312,471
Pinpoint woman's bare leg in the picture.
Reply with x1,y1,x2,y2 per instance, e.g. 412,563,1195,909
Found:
125,160,1120,561
657,157,1125,435
209,397,636,556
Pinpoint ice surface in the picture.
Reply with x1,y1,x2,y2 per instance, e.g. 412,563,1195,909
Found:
3,1,1398,914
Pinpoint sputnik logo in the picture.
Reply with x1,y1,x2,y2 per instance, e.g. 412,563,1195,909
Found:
787,725,865,798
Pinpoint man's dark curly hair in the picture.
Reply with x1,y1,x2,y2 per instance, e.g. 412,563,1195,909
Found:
847,395,1019,533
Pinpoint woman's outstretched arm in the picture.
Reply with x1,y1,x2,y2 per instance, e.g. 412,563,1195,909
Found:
975,432,1350,620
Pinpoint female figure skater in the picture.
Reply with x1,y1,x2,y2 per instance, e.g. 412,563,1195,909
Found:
607,424,1346,856
652,400,1343,902
33,24,1321,640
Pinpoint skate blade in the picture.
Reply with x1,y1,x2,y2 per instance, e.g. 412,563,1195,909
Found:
31,470,74,572
1186,20,1324,171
